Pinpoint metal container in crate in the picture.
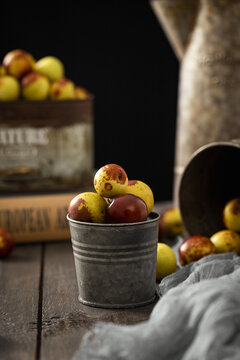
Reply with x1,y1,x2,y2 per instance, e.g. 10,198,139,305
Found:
0,98,94,192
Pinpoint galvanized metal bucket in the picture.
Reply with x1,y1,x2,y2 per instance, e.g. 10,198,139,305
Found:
67,212,160,308
179,140,240,237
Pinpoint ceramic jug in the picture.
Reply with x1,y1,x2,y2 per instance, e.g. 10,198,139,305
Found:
151,0,240,202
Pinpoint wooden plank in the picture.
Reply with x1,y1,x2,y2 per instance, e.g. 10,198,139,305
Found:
0,244,42,360
41,242,157,360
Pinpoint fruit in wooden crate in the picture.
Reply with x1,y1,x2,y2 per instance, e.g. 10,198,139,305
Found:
158,207,184,239
21,72,50,100
2,49,35,79
210,229,240,254
222,198,240,232
75,86,91,99
68,192,107,223
156,243,177,280
125,180,154,215
0,75,20,101
50,78,75,100
34,56,64,82
0,227,15,258
94,164,128,197
179,235,216,266
1,49,91,101
105,194,148,224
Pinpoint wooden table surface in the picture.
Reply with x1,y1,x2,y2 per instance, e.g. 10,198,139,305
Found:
0,202,173,360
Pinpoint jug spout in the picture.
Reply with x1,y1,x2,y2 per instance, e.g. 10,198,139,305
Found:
150,0,199,60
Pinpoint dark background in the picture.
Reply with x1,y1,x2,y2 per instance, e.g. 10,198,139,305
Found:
1,1,179,201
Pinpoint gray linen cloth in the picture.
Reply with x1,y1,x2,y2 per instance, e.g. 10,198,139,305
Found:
73,253,240,360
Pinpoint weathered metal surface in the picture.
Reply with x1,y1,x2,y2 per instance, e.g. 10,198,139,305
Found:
150,0,199,60
151,0,240,202
67,212,160,309
0,99,93,192
179,141,240,237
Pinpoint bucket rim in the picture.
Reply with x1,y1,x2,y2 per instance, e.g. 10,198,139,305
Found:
186,140,240,164
67,211,160,228
179,140,240,194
